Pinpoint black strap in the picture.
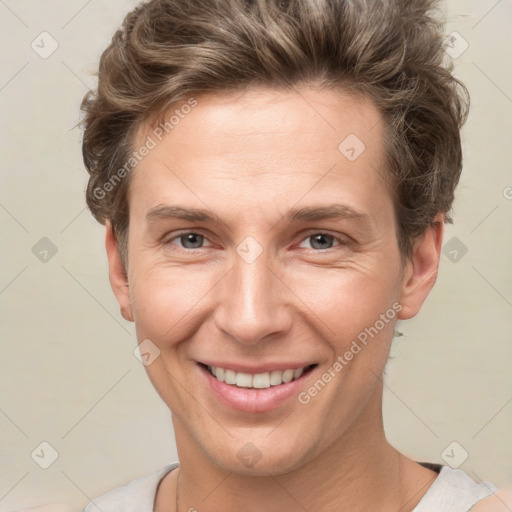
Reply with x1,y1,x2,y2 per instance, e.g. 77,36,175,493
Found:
417,461,443,474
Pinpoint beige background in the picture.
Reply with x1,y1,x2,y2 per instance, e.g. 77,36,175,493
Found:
1,1,511,510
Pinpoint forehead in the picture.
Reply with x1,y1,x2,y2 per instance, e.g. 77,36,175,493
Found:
139,85,384,159
129,86,392,225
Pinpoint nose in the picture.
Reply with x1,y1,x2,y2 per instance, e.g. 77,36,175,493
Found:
213,243,292,346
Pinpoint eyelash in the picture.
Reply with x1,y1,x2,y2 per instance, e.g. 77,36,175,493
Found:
163,230,350,252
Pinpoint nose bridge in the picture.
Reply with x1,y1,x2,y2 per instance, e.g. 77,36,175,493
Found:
215,238,288,345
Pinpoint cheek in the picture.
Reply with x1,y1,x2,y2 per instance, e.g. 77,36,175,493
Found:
130,264,213,342
128,265,214,410
289,263,400,340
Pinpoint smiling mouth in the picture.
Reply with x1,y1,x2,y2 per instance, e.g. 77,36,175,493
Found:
199,363,317,389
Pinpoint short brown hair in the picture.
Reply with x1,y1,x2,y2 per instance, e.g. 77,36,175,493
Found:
80,0,469,267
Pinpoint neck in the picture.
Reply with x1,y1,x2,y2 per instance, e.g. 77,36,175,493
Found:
162,386,437,512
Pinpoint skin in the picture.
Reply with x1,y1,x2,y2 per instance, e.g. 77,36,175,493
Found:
105,86,451,511
471,491,512,511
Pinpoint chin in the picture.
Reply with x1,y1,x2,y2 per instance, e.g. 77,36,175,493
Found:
204,436,314,477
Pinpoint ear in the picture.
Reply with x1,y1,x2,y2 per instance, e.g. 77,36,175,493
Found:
105,221,133,322
397,213,444,320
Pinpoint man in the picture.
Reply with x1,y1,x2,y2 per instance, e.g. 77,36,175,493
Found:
80,0,508,509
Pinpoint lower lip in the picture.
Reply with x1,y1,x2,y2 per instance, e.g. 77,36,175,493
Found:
198,364,315,413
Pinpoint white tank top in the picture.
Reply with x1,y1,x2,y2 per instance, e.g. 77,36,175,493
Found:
414,462,498,510
83,461,499,511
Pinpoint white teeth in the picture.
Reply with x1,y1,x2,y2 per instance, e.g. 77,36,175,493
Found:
207,365,310,388
293,367,304,379
269,370,283,386
252,372,270,389
282,369,294,383
236,372,253,387
224,369,237,385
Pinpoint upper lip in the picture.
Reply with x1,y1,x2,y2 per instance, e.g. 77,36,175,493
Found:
198,360,317,374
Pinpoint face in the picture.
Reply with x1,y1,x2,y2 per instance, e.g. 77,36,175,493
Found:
107,86,441,476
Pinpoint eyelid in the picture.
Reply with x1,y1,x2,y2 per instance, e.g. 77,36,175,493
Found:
295,230,352,250
163,229,215,248
163,229,351,251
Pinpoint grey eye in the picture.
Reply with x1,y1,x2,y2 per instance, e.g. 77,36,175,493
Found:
307,233,336,250
178,233,205,249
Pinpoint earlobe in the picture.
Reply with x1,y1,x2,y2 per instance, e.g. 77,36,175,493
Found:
397,214,444,320
105,221,134,322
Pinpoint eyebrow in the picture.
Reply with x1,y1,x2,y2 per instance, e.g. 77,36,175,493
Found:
145,203,371,226
146,205,220,223
287,204,370,224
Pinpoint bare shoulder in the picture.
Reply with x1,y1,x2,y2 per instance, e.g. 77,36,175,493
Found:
470,489,512,511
